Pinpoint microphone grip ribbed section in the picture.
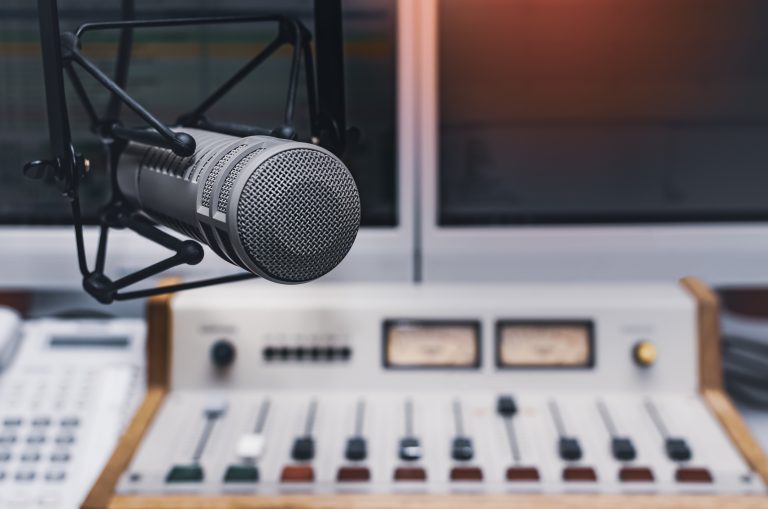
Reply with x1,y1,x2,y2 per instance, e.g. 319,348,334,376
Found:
116,129,238,239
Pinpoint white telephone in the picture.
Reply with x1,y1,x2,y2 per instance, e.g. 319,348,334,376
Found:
0,315,146,509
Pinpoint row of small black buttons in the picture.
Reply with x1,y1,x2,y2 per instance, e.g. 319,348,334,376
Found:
263,346,352,362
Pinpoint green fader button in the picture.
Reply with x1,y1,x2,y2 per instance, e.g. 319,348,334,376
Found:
166,464,204,483
224,464,259,483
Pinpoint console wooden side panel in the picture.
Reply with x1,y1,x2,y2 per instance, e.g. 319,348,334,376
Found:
680,276,723,391
82,388,166,509
82,286,175,509
681,277,768,484
704,389,768,484
145,279,178,389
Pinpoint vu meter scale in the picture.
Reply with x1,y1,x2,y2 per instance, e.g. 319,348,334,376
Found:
84,279,767,509
498,323,593,367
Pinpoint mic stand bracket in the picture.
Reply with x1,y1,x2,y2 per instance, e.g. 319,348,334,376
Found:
82,204,257,305
27,0,347,303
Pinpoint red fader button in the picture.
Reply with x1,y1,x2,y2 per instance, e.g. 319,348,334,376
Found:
337,466,371,482
394,466,427,481
506,466,540,481
280,464,314,482
450,466,483,481
676,467,713,483
563,466,598,481
619,466,655,482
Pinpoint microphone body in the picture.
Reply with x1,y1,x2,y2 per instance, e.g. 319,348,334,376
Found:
117,128,361,284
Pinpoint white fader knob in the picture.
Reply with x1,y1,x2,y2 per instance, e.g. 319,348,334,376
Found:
236,399,272,462
224,400,271,483
237,433,266,461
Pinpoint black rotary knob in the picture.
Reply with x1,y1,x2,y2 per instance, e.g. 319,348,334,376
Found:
210,339,236,369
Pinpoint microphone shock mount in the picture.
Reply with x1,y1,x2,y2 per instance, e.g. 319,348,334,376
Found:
25,0,348,303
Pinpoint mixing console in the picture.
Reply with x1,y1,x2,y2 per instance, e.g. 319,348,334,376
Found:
88,281,767,507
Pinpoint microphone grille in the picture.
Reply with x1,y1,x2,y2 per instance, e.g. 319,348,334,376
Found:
235,147,361,283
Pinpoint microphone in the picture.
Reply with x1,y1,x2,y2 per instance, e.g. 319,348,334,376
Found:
116,128,361,284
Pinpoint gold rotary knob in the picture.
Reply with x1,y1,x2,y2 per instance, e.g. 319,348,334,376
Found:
633,340,657,367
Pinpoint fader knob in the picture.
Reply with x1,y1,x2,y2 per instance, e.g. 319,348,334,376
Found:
451,436,474,461
665,437,692,462
210,339,236,369
292,437,315,461
497,395,518,417
611,437,637,461
558,437,583,461
399,437,422,461
345,437,367,461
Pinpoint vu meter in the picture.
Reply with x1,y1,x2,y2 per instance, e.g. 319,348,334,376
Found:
384,320,480,368
497,321,593,368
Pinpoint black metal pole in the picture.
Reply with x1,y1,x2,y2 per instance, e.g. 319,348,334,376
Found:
68,44,196,157
302,37,320,139
179,35,286,126
75,15,285,38
37,0,92,276
113,273,257,301
64,64,100,129
104,0,135,123
283,21,304,129
36,0,74,182
314,0,346,154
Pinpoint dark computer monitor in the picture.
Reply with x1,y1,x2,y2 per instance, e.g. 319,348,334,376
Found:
0,0,414,287
420,0,768,284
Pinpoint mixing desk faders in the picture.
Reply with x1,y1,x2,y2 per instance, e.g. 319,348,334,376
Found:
90,280,767,508
122,391,757,495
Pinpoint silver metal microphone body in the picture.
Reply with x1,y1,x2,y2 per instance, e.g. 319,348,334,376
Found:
117,128,361,284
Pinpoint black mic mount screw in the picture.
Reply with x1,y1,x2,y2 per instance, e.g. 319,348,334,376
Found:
22,159,60,181
23,151,88,198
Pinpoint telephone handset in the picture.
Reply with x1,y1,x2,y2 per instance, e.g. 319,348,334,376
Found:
0,306,22,372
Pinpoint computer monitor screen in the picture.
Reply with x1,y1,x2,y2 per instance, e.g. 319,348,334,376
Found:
0,0,397,226
438,0,768,226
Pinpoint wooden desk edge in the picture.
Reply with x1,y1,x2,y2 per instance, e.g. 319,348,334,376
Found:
105,494,768,509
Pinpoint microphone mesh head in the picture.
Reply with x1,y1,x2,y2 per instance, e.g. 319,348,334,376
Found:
235,148,361,283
